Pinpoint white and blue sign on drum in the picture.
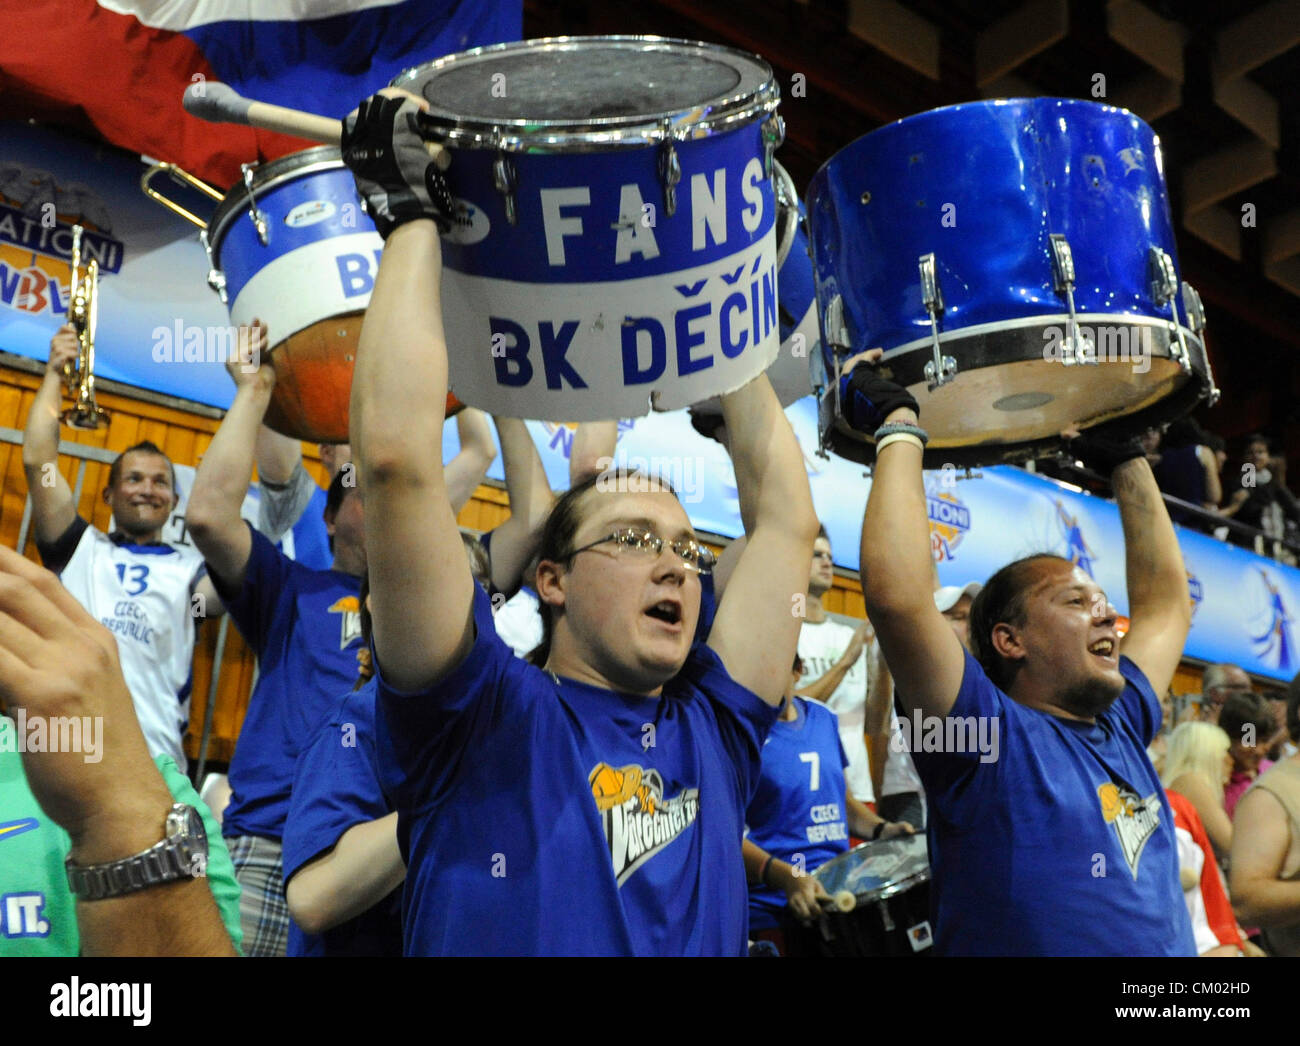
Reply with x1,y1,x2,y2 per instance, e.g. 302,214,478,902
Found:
436,125,779,420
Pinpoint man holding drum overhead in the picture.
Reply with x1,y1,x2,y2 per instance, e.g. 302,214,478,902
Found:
848,361,1196,957
343,90,818,956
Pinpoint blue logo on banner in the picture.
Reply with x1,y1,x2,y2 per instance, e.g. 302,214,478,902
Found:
1055,500,1097,577
1252,569,1294,672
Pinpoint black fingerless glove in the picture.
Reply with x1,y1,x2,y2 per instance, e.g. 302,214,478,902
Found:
341,94,455,239
841,364,920,434
1066,429,1147,475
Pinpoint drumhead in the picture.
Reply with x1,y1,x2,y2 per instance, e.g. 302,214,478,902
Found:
393,36,778,150
813,834,930,902
208,146,344,253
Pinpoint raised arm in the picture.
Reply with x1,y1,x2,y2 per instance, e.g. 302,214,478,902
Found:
570,421,619,485
444,407,498,515
487,416,556,595
1112,456,1191,697
20,326,79,545
855,365,966,720
255,424,302,487
707,373,819,706
184,323,271,589
352,221,474,690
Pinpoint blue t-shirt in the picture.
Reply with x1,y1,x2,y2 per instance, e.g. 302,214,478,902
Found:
211,525,365,840
912,650,1197,957
283,680,402,957
374,585,778,956
744,698,851,932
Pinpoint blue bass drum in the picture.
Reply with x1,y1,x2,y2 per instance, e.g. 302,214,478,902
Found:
808,98,1217,467
395,37,788,422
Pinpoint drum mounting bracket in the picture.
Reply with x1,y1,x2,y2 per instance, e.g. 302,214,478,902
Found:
658,122,682,218
492,146,519,226
1049,234,1095,366
240,164,270,247
918,253,956,389
1148,248,1191,376
761,114,785,178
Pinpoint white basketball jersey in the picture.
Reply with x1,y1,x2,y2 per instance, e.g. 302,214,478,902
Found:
797,617,874,802
56,524,205,767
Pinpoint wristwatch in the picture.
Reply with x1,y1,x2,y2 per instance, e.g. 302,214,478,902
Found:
66,803,208,900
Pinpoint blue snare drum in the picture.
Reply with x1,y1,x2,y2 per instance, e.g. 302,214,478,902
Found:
808,98,1216,467
690,159,820,434
394,36,787,422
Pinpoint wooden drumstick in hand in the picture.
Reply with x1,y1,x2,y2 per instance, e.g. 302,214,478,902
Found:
182,82,451,170
832,889,856,912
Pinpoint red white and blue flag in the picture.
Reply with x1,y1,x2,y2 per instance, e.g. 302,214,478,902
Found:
1,0,522,186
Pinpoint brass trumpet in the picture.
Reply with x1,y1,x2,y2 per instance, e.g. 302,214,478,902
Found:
62,225,109,430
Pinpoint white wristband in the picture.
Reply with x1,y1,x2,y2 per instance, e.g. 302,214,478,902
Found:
875,432,925,453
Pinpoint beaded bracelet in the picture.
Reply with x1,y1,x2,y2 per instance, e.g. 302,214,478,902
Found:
873,421,930,445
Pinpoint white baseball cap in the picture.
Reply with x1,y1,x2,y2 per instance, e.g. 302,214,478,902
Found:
934,582,982,613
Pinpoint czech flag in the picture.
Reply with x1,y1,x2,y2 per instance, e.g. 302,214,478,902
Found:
1,0,522,187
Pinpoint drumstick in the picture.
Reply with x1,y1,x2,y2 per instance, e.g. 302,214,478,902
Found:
831,889,856,912
182,82,450,169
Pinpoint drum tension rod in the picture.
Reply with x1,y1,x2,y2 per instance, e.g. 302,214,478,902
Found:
1149,248,1191,376
1181,282,1221,407
1049,234,1093,366
241,164,270,247
658,121,681,218
199,229,227,304
493,149,519,227
761,113,785,178
918,253,956,390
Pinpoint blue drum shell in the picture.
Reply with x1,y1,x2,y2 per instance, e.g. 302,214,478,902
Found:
808,98,1179,359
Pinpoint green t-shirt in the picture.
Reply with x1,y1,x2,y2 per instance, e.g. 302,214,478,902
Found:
0,719,243,955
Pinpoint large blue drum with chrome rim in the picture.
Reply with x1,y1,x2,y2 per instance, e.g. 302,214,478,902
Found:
808,97,1215,467
396,36,788,422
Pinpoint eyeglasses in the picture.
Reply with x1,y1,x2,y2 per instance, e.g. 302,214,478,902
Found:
565,528,716,575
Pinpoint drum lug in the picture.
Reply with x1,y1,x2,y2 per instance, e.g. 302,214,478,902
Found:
762,113,785,178
1181,282,1220,406
918,253,956,389
1049,234,1094,366
658,127,682,218
879,902,895,933
240,164,270,247
493,151,519,227
1149,248,1191,375
198,229,227,305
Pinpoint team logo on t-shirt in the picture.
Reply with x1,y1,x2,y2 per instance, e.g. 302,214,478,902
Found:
589,762,699,887
328,596,363,651
1097,781,1161,879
